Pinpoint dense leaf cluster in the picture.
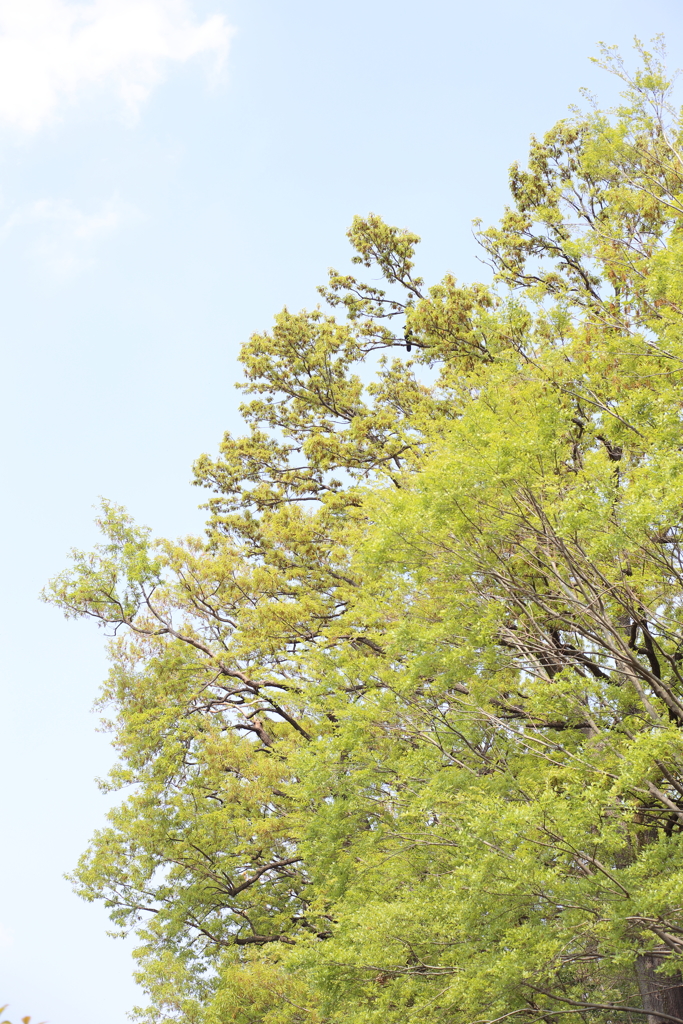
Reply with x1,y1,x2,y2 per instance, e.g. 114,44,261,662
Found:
46,39,683,1024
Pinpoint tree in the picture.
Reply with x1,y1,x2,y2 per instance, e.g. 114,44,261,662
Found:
1,1005,46,1024
46,38,683,1024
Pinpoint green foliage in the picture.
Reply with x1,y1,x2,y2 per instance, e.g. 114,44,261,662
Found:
45,38,683,1024
0,1005,46,1024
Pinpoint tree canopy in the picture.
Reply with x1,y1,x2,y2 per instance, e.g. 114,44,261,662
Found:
46,38,683,1024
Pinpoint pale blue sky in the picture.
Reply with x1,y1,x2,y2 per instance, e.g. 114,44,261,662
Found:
1,1,681,1021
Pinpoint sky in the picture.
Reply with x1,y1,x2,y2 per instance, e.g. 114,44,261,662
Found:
0,1,682,1021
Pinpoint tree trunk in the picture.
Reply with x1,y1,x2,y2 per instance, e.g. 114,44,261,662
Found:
636,952,683,1023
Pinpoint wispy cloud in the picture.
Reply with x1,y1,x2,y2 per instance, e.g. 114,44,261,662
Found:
0,194,139,275
0,0,234,132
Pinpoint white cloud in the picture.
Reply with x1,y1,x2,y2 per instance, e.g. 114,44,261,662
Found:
0,0,234,132
0,194,138,274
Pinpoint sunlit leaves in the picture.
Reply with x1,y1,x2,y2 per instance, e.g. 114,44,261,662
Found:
45,40,683,1024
